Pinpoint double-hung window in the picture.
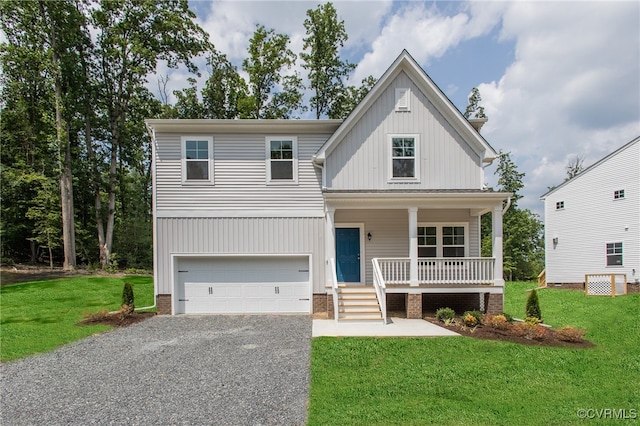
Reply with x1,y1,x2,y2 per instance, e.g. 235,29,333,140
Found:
390,135,419,180
606,242,623,266
267,136,298,184
418,224,467,257
182,136,213,183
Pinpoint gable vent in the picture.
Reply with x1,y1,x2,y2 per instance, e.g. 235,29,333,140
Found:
395,88,410,111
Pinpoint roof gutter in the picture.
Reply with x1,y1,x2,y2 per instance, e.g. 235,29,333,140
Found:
502,196,512,215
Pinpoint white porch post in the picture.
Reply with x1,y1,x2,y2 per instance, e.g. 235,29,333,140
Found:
409,207,418,286
492,205,505,287
326,207,336,286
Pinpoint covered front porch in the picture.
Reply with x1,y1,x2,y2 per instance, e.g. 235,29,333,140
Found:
323,190,511,323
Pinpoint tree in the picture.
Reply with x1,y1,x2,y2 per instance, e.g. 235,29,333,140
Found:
328,75,377,119
242,25,304,118
202,50,248,119
565,155,584,180
463,87,486,119
301,2,354,119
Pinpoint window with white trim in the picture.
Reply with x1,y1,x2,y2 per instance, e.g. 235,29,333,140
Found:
606,242,623,266
390,135,419,180
556,201,565,210
266,136,297,183
418,224,467,257
614,189,625,200
182,136,213,183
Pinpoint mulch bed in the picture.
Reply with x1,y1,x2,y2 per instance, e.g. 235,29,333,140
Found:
423,315,595,348
79,312,156,328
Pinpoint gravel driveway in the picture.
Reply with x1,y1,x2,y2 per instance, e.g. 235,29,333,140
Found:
0,315,311,425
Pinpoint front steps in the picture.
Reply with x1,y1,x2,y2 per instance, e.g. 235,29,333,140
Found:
336,285,383,321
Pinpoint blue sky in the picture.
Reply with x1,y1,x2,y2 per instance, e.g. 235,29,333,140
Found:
159,0,640,216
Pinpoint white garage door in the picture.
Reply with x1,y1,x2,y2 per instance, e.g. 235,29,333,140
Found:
176,256,310,314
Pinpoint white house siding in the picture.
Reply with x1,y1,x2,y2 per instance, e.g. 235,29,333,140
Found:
154,132,328,211
544,140,639,284
325,71,482,190
156,216,325,294
335,209,479,284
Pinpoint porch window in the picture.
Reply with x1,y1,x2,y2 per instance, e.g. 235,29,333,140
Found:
390,135,419,180
182,136,213,183
266,136,297,184
418,224,467,257
606,242,623,266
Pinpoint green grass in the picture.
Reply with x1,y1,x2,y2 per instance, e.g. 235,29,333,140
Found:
0,275,154,362
309,282,640,425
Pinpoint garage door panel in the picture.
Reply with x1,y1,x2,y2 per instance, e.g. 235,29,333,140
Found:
177,256,310,314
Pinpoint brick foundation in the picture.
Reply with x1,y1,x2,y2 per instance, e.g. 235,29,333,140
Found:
486,293,503,315
156,294,172,315
406,294,422,319
326,294,335,319
313,293,327,313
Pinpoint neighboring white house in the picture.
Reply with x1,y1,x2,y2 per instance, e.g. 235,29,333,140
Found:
145,50,511,321
540,137,640,289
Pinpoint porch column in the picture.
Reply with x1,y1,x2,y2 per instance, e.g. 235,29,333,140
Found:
492,205,505,287
408,207,418,286
325,207,336,287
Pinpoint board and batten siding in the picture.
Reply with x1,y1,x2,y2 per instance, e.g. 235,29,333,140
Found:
156,216,326,294
544,140,639,284
335,209,480,284
154,132,329,211
325,71,483,190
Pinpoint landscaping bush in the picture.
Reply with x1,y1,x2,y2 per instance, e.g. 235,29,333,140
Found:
463,310,483,325
556,326,585,342
525,289,542,320
514,323,548,340
524,316,542,326
121,282,135,315
435,307,456,323
462,313,478,327
484,314,510,330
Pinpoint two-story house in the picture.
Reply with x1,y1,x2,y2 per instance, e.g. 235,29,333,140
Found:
146,50,511,322
540,137,639,292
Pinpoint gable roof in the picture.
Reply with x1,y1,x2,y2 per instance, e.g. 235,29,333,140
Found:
540,136,640,199
313,49,498,164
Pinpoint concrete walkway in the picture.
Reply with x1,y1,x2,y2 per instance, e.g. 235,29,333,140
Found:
312,317,460,337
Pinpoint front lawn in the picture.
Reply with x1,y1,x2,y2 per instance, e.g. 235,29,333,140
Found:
309,282,640,425
0,275,154,362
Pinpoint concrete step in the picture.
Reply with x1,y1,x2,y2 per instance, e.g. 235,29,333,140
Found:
338,286,376,294
338,305,381,313
338,299,379,306
339,293,378,301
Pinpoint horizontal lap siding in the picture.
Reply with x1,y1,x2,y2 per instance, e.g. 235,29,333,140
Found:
156,217,325,294
154,133,327,210
326,71,482,190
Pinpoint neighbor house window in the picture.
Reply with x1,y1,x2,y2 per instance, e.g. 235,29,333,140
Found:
556,201,565,210
390,135,419,180
266,136,297,183
182,136,213,183
614,189,625,200
606,242,623,266
418,224,467,257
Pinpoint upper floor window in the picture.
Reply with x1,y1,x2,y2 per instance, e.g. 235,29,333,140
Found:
606,242,623,266
266,136,298,184
390,135,419,180
614,189,625,200
182,136,213,183
418,224,466,257
556,201,565,210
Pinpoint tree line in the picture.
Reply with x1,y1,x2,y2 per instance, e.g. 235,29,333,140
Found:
0,1,374,270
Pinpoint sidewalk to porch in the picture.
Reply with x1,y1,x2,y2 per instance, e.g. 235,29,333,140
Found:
312,317,460,337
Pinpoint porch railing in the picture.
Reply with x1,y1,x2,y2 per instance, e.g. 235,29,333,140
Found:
375,257,495,285
329,258,339,321
371,258,388,324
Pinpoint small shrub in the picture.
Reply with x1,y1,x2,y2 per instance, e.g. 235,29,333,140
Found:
514,323,548,340
556,326,585,342
484,314,510,330
525,289,542,321
121,282,135,316
463,310,483,325
524,316,542,326
436,307,456,323
462,313,478,327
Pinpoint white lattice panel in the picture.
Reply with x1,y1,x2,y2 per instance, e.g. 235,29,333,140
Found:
585,274,627,296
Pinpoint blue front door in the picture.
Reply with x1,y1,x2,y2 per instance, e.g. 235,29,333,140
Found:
336,228,361,282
